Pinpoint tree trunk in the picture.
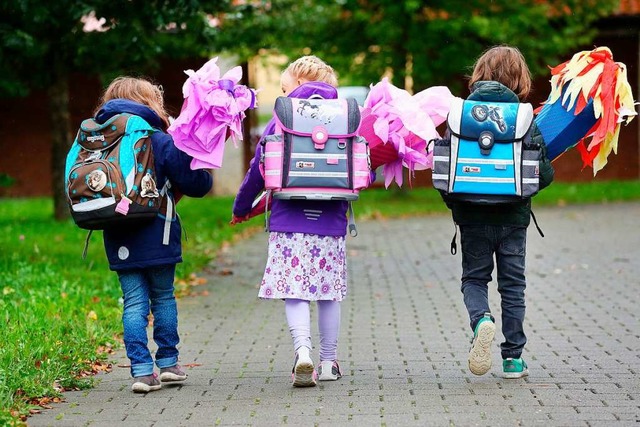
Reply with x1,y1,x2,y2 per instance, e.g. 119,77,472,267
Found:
48,75,72,221
241,60,257,171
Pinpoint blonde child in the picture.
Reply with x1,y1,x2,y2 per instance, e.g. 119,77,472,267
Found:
91,77,212,392
232,56,345,386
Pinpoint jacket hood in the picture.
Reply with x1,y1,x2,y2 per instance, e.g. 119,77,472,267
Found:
468,81,519,103
95,99,165,129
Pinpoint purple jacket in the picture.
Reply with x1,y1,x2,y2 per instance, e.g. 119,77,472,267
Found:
233,82,349,236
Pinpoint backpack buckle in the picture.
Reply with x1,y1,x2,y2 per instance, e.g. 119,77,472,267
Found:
312,125,328,150
478,131,494,155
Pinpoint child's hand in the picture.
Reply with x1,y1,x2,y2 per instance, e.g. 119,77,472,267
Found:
230,214,250,225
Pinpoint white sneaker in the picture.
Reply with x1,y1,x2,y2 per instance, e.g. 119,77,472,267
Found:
468,315,496,376
291,347,316,387
318,360,342,381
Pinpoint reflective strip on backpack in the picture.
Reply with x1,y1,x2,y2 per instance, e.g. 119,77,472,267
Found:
71,197,116,212
455,176,515,184
288,171,349,178
291,152,348,160
432,173,449,181
457,158,514,166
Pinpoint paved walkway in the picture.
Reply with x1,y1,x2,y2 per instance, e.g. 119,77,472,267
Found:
29,203,640,426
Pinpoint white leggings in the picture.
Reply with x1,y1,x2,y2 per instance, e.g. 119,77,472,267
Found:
284,298,341,362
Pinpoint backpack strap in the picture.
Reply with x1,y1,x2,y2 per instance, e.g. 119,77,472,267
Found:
348,202,357,237
450,221,458,255
160,180,172,245
530,210,544,237
81,230,93,259
264,190,272,232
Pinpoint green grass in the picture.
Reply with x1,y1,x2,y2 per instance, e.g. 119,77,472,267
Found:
1,180,640,424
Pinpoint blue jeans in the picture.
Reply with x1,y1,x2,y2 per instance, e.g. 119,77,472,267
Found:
460,225,527,359
117,265,180,377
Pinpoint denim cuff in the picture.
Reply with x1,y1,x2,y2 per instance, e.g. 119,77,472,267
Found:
131,362,155,378
155,356,179,370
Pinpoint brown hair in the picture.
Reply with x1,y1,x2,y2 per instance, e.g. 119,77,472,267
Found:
468,46,532,100
95,76,170,128
283,55,338,87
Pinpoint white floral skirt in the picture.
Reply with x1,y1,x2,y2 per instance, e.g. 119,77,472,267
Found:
258,232,347,301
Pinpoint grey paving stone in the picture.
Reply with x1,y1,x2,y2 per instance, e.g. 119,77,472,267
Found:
27,203,640,426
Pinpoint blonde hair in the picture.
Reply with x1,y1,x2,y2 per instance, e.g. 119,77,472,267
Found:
469,46,532,100
283,55,338,87
96,76,170,128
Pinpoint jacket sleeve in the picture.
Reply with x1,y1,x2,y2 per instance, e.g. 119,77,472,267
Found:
155,133,213,198
233,143,265,216
531,123,554,191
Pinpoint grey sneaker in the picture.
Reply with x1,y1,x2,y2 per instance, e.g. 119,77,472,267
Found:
131,373,162,393
159,364,187,382
468,313,496,376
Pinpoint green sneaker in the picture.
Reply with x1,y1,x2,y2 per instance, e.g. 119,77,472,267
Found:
468,313,495,376
502,358,529,379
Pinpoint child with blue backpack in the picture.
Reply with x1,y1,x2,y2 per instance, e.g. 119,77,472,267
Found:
437,46,554,378
232,56,347,387
91,77,213,392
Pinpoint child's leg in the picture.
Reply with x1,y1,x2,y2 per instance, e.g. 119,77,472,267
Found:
285,299,316,387
317,300,341,362
461,225,497,376
284,298,312,351
460,225,495,329
146,265,180,370
495,227,527,359
117,269,154,378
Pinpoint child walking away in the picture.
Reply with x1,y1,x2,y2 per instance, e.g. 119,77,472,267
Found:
432,46,554,378
85,77,212,392
232,56,348,387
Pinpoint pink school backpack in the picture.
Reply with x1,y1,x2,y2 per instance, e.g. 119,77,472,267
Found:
261,96,371,201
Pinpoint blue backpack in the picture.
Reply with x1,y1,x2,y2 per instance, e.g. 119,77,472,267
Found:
432,98,541,204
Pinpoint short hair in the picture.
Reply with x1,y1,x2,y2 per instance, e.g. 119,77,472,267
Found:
96,76,169,128
283,55,338,87
468,46,532,100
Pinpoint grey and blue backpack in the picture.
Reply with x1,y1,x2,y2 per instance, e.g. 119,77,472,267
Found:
432,97,542,204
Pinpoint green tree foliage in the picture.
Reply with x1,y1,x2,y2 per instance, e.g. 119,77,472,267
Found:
220,0,619,92
0,0,621,219
0,0,229,219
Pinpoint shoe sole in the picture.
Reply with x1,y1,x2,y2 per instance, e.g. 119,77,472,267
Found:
468,320,496,376
292,360,316,387
318,372,341,381
131,383,162,393
503,368,529,379
159,372,187,382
